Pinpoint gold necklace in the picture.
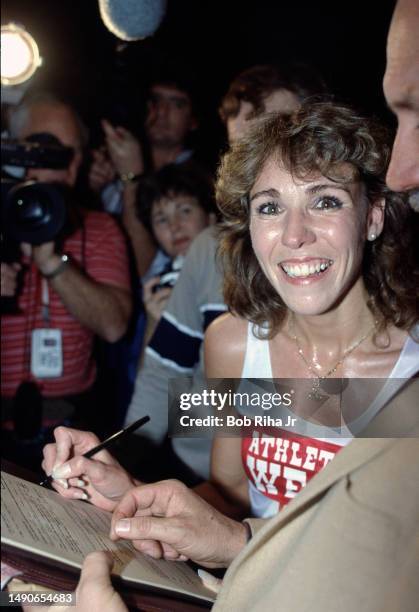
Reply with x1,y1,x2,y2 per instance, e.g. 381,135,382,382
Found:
290,317,376,401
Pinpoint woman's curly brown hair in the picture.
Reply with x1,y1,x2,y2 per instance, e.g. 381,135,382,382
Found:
216,101,418,339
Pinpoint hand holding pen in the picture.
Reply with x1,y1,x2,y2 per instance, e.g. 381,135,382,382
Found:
41,416,150,512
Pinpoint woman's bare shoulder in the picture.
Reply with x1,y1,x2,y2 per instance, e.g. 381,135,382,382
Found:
204,313,249,377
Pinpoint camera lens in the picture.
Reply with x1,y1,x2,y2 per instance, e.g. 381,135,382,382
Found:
10,187,53,228
4,180,66,245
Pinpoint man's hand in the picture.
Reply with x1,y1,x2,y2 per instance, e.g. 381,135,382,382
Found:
20,238,132,343
21,241,62,277
102,120,144,177
110,480,248,568
1,262,21,296
88,148,117,193
42,426,138,512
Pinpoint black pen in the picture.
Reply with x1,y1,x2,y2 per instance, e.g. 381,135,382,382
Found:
40,415,150,487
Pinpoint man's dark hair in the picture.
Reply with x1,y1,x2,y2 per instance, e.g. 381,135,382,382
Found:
147,60,200,117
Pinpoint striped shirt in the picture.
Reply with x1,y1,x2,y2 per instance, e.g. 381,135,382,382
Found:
1,211,130,398
124,227,226,479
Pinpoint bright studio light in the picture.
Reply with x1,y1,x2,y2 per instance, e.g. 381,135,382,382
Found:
1,23,42,86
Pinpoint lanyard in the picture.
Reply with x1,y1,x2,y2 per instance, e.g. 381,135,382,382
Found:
41,278,50,325
37,221,85,327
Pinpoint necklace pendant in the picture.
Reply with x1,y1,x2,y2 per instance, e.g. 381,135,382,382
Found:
308,379,327,402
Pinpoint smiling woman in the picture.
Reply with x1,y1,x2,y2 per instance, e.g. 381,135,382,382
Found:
202,101,419,519
216,102,417,338
248,161,377,318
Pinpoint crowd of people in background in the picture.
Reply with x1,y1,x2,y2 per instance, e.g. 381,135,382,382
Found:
1,0,418,609
1,58,330,474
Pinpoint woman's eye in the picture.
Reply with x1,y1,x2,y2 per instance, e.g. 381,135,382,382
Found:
313,196,343,210
257,202,280,215
180,206,192,215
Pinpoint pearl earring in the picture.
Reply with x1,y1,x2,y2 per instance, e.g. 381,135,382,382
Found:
368,233,376,241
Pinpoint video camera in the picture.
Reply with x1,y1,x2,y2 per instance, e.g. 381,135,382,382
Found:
1,132,75,262
1,133,78,314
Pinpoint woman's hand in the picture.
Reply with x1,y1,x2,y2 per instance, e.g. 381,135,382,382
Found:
42,427,138,512
74,552,127,612
143,277,172,323
20,553,128,612
110,479,248,568
102,120,144,177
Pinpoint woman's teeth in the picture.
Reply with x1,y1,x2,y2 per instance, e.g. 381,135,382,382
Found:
281,260,333,278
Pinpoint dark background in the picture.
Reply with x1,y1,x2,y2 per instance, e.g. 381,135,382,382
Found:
2,0,397,158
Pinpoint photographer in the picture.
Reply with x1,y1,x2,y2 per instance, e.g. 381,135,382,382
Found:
1,93,132,445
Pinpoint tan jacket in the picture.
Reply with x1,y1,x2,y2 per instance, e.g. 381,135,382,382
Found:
214,380,419,612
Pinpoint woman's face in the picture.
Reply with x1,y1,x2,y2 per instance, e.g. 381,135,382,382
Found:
249,156,383,316
151,193,213,258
